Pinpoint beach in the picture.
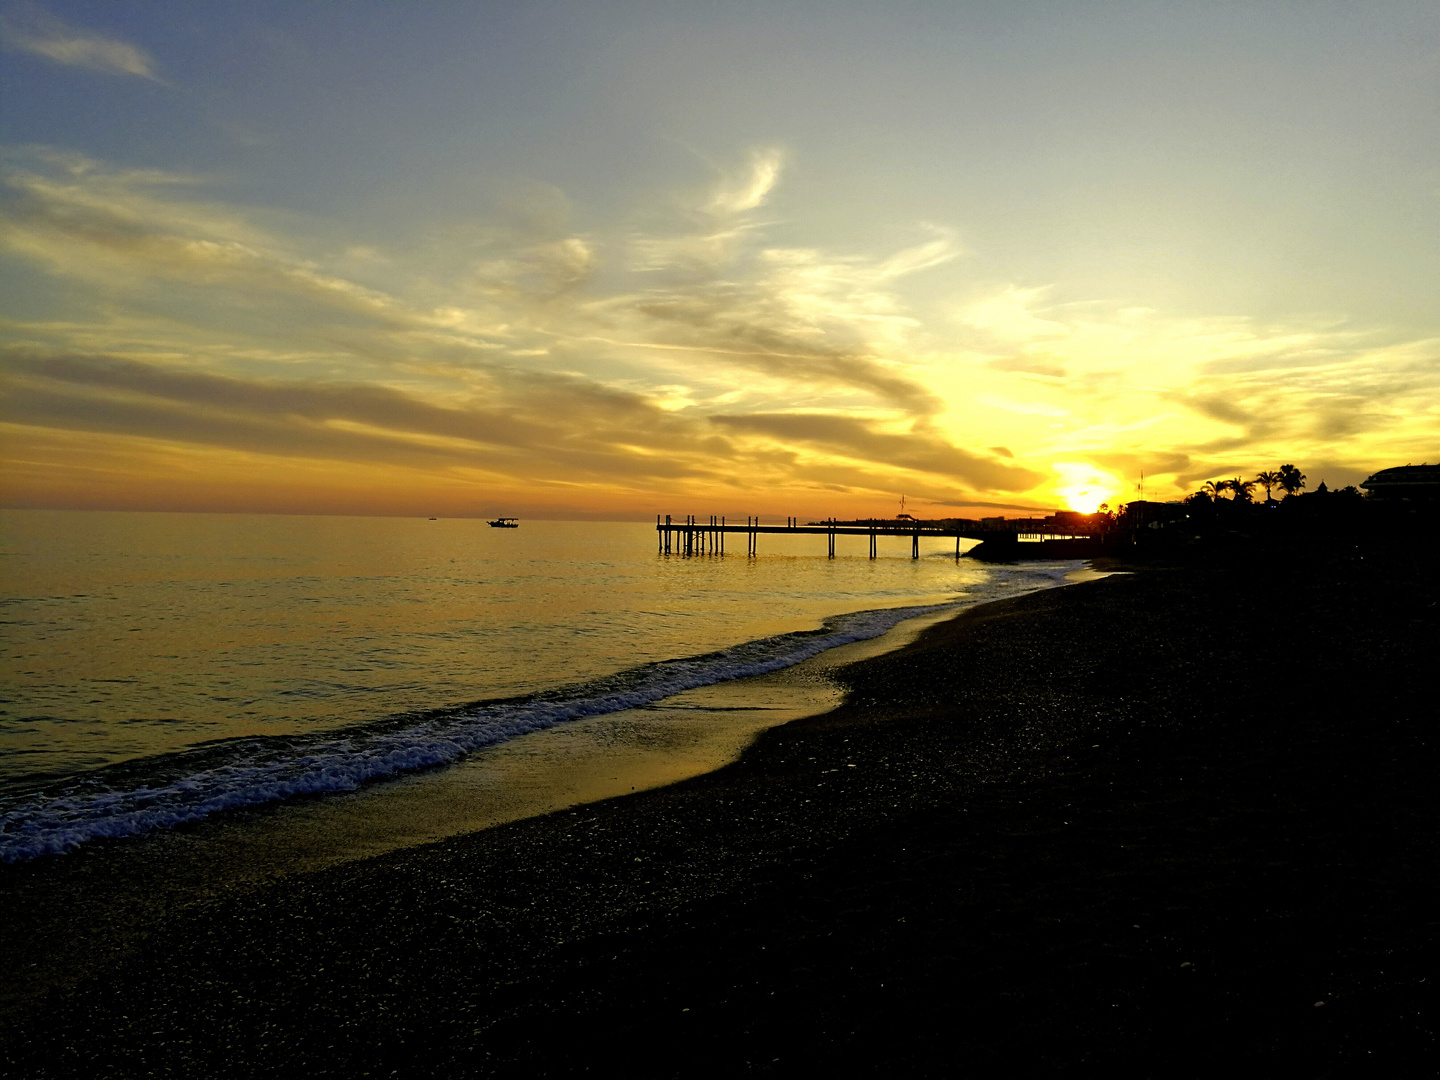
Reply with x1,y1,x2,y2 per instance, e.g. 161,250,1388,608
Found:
6,5,1436,1075
3,534,1436,1076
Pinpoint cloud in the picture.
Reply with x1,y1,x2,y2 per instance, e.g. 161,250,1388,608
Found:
0,344,1052,515
610,150,961,415
710,412,1044,492
0,348,711,485
0,3,161,80
619,244,956,413
5,145,1433,516
986,355,1067,378
942,277,1440,501
959,285,1069,344
0,151,411,322
1,147,961,420
623,288,942,414
465,236,597,304
876,229,960,280
705,148,783,216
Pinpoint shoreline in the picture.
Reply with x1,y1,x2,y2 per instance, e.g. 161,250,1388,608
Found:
0,574,1078,1027
4,540,1435,1074
1,553,1074,864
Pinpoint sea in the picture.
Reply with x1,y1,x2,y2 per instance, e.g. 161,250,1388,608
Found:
0,511,1083,865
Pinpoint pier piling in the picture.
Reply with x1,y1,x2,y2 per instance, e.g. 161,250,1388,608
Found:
656,512,1100,560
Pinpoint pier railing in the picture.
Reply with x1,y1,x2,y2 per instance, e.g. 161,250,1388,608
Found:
655,514,1102,559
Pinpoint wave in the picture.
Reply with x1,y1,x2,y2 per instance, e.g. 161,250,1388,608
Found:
0,564,1075,862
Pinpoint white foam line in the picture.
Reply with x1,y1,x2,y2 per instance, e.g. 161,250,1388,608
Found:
0,564,1077,861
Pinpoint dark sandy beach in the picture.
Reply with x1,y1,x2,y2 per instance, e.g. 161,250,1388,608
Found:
3,535,1436,1076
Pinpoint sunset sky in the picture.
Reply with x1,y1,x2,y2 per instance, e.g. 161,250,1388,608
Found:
2,1,1436,519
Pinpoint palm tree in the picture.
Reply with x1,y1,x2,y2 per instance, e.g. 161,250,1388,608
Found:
1277,464,1306,497
1203,479,1229,500
1255,470,1281,501
1229,477,1256,503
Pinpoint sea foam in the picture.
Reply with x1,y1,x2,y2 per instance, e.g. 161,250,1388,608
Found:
0,564,1074,861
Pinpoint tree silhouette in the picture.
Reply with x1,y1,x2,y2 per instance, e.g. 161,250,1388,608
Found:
1256,470,1281,501
1277,464,1306,497
1229,477,1257,504
1203,479,1229,500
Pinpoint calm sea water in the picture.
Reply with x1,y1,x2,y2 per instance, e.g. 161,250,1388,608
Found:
0,511,1077,860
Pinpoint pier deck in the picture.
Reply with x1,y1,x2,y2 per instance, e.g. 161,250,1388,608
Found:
656,514,1101,558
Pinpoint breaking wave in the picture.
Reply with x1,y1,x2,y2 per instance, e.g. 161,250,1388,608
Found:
0,564,1076,861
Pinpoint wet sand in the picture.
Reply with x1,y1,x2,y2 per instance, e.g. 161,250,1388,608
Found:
3,540,1436,1076
0,602,969,1028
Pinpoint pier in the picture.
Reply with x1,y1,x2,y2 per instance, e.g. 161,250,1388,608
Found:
655,513,1104,559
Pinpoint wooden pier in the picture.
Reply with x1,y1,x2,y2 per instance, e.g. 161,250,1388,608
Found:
655,513,1103,560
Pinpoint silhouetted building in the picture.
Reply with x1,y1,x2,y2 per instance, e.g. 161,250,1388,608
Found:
1124,500,1187,529
1361,464,1440,502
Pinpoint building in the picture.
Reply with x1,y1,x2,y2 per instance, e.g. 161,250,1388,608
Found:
1123,500,1187,529
1360,464,1440,502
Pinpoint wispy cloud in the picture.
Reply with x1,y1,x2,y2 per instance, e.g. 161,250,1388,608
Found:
710,412,1042,492
615,151,959,416
0,3,161,81
0,143,1025,511
2,344,1034,516
2,144,1434,515
942,282,1440,496
705,147,783,216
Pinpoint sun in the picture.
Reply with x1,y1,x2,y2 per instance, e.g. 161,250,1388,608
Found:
1051,462,1123,514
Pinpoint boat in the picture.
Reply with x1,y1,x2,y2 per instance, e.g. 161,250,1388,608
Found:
487,517,519,528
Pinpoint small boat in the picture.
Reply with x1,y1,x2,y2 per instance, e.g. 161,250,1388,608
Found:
487,517,519,528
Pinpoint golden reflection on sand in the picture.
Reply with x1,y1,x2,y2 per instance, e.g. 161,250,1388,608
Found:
192,606,963,877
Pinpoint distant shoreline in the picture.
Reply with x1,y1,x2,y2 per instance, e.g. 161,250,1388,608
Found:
4,536,1436,1074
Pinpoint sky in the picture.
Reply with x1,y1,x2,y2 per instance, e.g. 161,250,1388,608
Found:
1,1,1437,519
